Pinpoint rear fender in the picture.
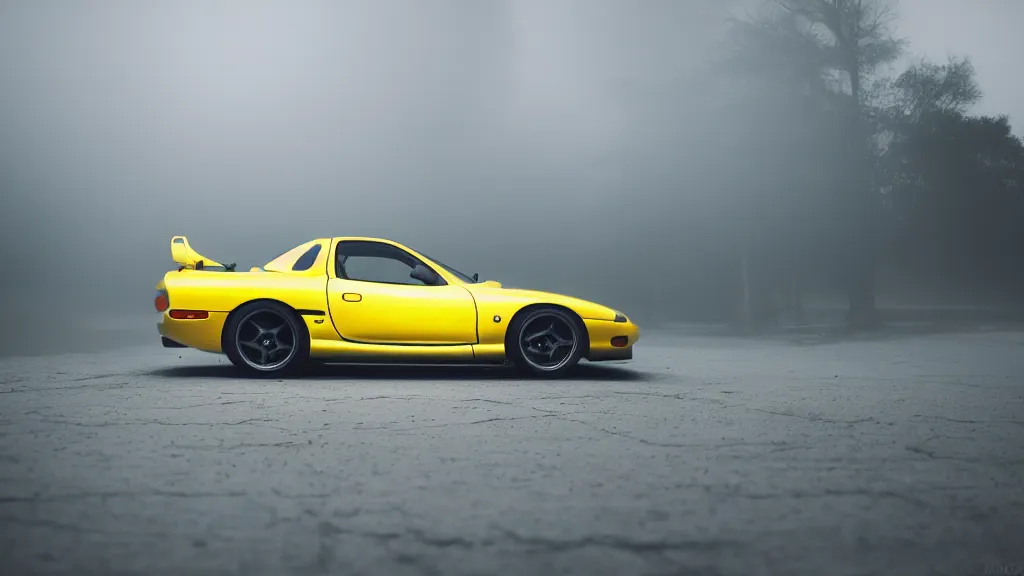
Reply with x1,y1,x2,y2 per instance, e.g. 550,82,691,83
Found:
219,298,311,354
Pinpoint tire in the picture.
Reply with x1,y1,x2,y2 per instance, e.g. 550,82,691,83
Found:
507,306,586,378
223,301,309,378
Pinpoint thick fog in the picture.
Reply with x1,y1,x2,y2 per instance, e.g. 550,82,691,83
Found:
1,0,1020,352
1,1,734,333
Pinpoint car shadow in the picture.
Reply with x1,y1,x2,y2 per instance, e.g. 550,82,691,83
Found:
144,361,655,382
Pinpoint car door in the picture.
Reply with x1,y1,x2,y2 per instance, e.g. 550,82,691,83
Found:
326,240,478,345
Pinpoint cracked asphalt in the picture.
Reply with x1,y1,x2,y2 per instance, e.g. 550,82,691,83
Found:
1,328,1023,576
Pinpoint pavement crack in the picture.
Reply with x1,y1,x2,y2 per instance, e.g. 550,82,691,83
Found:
355,395,424,401
732,485,980,507
613,391,687,400
150,400,250,410
171,441,303,451
527,394,609,401
0,490,247,503
389,414,560,431
750,408,873,425
316,523,741,555
272,487,340,499
733,489,931,507
542,413,783,450
904,445,1024,466
912,415,1024,427
467,414,557,425
316,522,479,549
1,382,134,394
26,417,279,427
546,415,697,448
405,528,478,549
70,374,123,382
459,398,518,406
0,515,115,533
496,528,740,554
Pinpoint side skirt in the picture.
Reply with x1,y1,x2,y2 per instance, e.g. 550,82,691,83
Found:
309,339,506,365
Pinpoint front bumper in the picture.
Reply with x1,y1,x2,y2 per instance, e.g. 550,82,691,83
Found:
583,318,639,361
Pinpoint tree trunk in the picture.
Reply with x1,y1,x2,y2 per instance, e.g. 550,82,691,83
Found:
787,264,805,326
845,177,881,330
838,27,880,331
735,248,784,333
844,109,880,328
846,251,878,328
737,252,752,333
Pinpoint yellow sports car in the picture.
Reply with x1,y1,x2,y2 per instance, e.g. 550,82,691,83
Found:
156,236,639,378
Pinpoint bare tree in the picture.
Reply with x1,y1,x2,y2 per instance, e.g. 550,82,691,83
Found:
730,0,907,328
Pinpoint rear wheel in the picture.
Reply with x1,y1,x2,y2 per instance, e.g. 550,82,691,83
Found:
224,301,309,378
507,306,586,378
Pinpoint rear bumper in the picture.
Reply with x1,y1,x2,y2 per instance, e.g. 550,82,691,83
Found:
583,318,639,361
157,312,229,353
161,336,187,348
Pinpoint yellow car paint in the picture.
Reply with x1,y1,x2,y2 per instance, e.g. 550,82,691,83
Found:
307,339,476,363
170,236,226,270
581,318,639,361
159,236,639,365
158,311,229,353
326,279,478,345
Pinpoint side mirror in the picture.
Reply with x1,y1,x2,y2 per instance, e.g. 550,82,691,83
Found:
410,264,440,285
472,273,479,282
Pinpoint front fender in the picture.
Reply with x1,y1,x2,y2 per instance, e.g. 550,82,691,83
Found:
466,285,624,353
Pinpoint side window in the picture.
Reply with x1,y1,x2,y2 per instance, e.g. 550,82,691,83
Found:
344,256,423,285
336,241,443,286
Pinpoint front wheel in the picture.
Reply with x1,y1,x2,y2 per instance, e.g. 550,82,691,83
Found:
507,307,586,378
224,301,309,378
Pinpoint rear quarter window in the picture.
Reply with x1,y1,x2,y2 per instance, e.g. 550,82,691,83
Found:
292,244,322,271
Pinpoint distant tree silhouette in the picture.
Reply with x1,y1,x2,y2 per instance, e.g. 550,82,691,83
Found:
609,0,1022,327
720,0,1024,328
720,0,906,329
758,0,905,328
875,58,1024,303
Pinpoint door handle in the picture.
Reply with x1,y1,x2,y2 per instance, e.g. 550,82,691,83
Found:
342,292,362,302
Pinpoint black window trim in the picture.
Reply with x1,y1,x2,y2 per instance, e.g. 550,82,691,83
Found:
334,240,447,287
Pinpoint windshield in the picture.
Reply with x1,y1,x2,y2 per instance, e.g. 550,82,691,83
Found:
422,254,479,283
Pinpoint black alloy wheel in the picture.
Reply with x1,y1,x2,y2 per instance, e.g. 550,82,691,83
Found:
508,307,586,378
224,301,309,377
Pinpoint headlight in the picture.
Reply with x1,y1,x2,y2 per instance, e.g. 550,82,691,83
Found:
614,312,628,323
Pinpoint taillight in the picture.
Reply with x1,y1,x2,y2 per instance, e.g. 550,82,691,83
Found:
154,290,169,312
169,310,209,320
